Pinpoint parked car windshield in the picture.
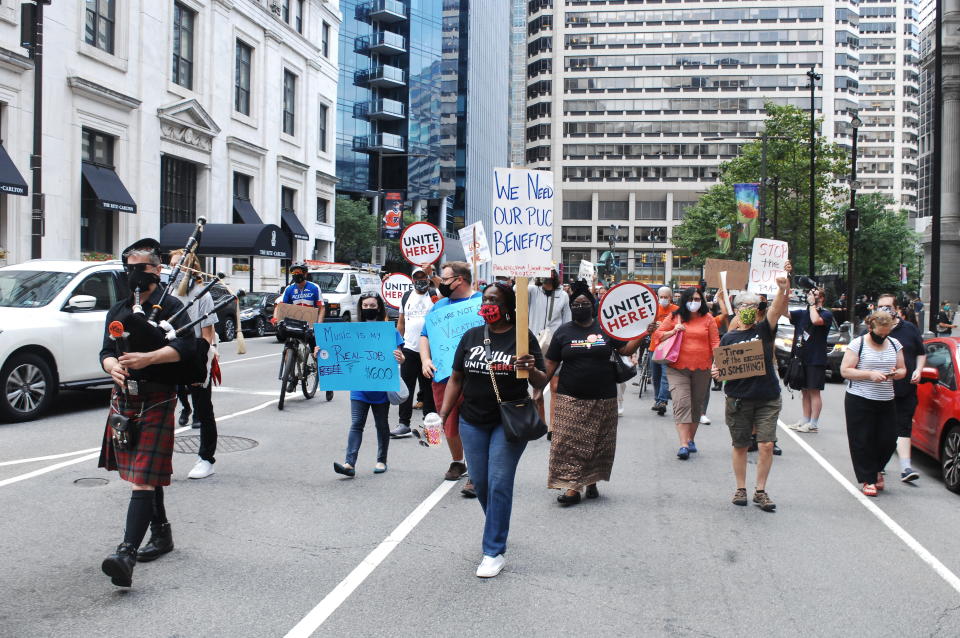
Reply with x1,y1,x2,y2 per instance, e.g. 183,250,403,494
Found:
240,292,268,309
308,272,345,293
0,270,75,308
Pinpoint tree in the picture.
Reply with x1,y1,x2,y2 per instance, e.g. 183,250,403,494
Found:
334,198,378,264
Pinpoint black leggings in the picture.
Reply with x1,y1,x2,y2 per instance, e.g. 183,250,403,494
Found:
844,393,897,484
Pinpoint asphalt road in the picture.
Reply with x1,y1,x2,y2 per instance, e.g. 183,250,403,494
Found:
2,336,960,637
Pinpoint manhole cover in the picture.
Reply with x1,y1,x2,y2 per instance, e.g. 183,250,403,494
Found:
173,435,259,454
74,477,109,487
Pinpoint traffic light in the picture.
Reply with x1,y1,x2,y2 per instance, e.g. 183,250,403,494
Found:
845,207,859,232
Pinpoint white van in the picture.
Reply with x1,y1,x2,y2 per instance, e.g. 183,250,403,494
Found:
307,265,382,322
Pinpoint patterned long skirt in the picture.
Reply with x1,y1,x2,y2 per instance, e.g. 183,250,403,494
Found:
548,393,618,491
98,390,178,487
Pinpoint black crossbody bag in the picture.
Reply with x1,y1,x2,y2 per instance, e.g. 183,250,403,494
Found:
483,326,547,443
781,324,806,391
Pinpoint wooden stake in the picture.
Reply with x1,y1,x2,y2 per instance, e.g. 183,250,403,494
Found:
515,276,529,379
472,226,479,290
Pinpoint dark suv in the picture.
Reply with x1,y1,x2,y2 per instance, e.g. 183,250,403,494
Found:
238,291,280,337
208,283,239,342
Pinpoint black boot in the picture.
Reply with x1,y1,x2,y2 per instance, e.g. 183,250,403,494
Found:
101,542,137,587
137,523,174,562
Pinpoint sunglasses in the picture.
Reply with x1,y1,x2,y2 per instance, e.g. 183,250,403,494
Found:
411,428,430,448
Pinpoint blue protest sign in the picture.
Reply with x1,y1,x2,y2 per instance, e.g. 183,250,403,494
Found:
424,297,483,381
313,322,401,391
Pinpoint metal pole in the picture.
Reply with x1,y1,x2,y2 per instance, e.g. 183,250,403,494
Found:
807,66,821,278
29,1,48,259
772,177,780,240
846,118,859,331
930,0,943,333
760,135,767,234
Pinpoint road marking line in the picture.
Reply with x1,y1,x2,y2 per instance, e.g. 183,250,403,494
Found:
285,480,458,637
213,387,278,397
778,420,960,595
0,448,100,467
0,399,277,489
219,353,277,366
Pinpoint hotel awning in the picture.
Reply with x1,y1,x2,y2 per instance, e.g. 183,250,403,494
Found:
232,197,263,224
81,162,136,213
0,144,27,196
160,222,291,259
281,208,309,241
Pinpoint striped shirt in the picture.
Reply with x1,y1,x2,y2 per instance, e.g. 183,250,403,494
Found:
847,336,901,401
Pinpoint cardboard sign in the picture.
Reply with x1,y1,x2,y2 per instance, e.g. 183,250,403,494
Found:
578,259,595,282
423,296,483,381
274,302,321,324
705,258,750,290
381,273,413,309
491,167,554,278
597,281,659,340
713,340,767,381
313,322,402,391
747,238,788,296
400,222,444,267
458,222,491,265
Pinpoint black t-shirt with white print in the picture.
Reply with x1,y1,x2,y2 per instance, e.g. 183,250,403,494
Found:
720,319,781,400
546,320,626,401
453,324,545,427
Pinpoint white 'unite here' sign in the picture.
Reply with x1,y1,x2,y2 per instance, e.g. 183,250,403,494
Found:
491,168,555,279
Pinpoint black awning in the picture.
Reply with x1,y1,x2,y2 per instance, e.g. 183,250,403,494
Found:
233,197,263,224
81,162,136,213
281,208,309,241
0,144,27,196
160,222,291,259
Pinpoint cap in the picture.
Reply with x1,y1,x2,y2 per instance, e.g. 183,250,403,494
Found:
121,238,161,265
412,267,427,277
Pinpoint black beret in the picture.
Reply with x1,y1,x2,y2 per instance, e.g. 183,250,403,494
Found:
121,238,161,265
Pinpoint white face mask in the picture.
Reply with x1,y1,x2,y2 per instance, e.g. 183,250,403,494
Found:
659,297,671,307
686,301,701,312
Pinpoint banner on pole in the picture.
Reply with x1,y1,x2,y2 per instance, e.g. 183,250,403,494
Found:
313,322,402,391
716,226,732,253
747,237,788,296
735,183,760,242
380,192,405,240
458,222,491,265
491,167,554,278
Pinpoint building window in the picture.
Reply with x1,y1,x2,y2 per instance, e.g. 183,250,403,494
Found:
82,128,115,166
282,186,296,215
160,155,198,226
597,201,628,220
316,197,328,224
673,201,694,220
235,40,252,115
283,70,297,135
562,201,592,220
319,104,328,152
81,129,116,253
234,172,251,200
172,2,195,90
85,0,116,54
322,21,330,57
295,0,304,33
561,226,591,242
281,0,290,22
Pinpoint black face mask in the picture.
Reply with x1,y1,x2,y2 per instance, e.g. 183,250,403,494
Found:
869,331,887,345
126,265,160,293
438,279,459,298
291,273,306,284
413,279,430,293
571,305,594,322
361,308,380,321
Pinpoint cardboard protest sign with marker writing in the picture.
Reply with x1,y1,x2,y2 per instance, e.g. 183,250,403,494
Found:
578,259,595,282
381,273,412,309
713,340,767,381
400,221,444,267
274,302,321,324
705,258,749,290
313,322,402,391
597,281,659,340
491,168,554,278
747,238,788,296
423,296,484,381
458,222,491,265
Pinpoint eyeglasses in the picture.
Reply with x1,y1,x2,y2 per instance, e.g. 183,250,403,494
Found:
440,275,460,284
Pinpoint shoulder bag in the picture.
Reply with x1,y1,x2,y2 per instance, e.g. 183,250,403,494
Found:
610,345,637,383
780,322,806,391
652,320,684,365
484,326,547,443
536,292,556,351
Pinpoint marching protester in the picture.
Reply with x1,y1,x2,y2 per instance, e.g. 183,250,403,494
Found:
439,282,547,577
527,269,571,424
875,294,926,483
330,294,405,476
542,281,645,504
653,287,720,460
712,275,789,512
167,249,219,481
840,311,907,496
420,262,482,496
274,263,331,400
391,268,437,438
786,287,833,433
97,239,198,587
647,286,678,415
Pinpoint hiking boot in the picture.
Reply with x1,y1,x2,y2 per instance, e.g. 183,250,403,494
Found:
753,490,776,512
732,488,748,506
101,542,137,587
137,523,174,562
444,461,467,481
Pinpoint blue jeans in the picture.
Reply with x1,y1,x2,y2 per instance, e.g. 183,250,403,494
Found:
649,358,671,404
345,400,390,466
458,417,527,557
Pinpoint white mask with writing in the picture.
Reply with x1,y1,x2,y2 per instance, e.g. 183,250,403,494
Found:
686,301,701,312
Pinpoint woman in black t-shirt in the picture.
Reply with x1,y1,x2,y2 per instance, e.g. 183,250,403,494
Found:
440,282,547,578
541,281,645,505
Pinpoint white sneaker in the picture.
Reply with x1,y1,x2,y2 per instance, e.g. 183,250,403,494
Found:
787,420,806,431
617,406,625,417
699,415,711,425
188,459,215,479
476,554,506,578
796,423,819,433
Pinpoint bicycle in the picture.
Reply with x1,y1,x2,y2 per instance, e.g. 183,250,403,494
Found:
276,318,318,410
636,336,653,399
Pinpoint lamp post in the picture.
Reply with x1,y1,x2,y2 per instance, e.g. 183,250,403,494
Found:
846,112,862,331
372,150,427,266
771,176,781,240
807,66,822,277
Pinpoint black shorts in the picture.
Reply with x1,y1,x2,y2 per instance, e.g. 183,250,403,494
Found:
801,365,826,391
894,393,919,437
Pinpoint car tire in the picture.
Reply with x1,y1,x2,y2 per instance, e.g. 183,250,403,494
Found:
255,316,266,338
940,423,960,494
220,317,237,343
1,352,56,422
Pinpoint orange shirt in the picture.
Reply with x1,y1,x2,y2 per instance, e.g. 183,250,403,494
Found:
648,303,679,351
653,312,721,370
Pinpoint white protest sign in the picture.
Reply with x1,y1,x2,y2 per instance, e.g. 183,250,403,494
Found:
381,273,412,309
458,222,491,265
747,238,788,296
491,168,554,278
400,221,444,267
578,259,595,282
597,281,659,340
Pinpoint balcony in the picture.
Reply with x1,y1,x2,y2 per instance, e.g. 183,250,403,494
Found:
354,98,407,121
355,31,406,55
353,133,406,153
357,0,408,24
354,65,406,88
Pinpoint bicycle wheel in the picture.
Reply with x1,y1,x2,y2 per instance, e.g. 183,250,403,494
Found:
278,346,296,410
638,352,651,399
301,346,318,399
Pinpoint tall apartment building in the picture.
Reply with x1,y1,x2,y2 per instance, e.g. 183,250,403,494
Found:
0,0,340,291
510,0,529,167
917,0,936,227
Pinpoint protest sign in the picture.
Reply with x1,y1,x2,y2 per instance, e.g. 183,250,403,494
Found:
705,258,749,290
400,221,444,267
381,273,413,309
491,167,554,279
713,340,767,381
597,281,658,340
423,297,483,381
274,302,321,324
578,259,595,283
747,238,788,296
313,322,402,391
459,222,491,265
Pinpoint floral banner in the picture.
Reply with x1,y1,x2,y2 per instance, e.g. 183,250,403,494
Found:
734,183,760,242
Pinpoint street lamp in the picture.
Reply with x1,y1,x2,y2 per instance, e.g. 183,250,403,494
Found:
807,65,822,277
846,112,862,331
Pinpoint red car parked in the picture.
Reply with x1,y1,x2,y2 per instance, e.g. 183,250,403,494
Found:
912,337,960,492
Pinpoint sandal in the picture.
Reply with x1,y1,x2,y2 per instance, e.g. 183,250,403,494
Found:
862,483,878,497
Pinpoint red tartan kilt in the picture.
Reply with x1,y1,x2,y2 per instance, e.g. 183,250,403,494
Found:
98,389,177,487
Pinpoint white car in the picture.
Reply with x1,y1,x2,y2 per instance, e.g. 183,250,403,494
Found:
306,267,383,322
0,259,129,422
